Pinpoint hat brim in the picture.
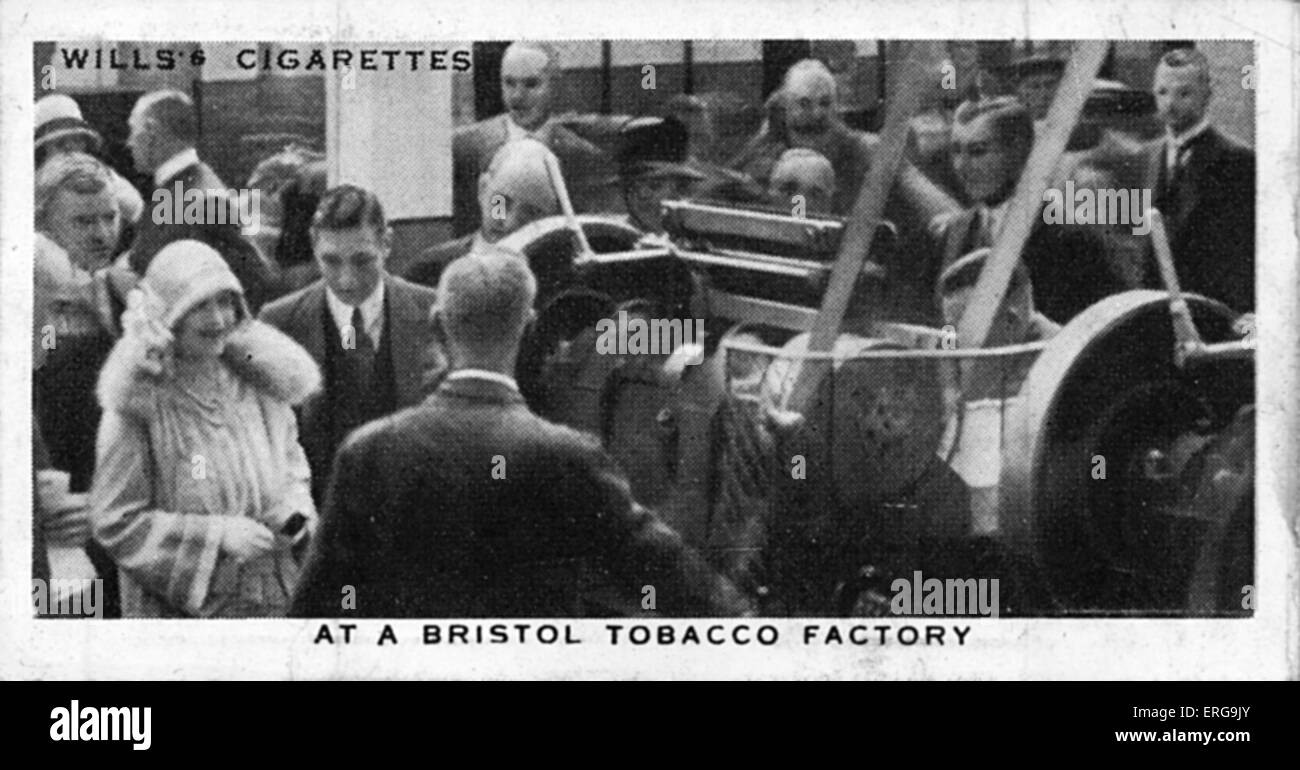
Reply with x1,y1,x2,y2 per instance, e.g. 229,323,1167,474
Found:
608,162,708,185
35,124,103,154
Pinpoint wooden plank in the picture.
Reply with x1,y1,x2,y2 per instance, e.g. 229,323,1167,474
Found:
955,41,1110,356
780,40,940,413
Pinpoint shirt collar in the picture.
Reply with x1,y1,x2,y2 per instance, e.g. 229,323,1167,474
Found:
445,368,520,392
980,199,1011,236
325,279,386,343
505,116,528,141
153,147,200,187
1168,117,1211,150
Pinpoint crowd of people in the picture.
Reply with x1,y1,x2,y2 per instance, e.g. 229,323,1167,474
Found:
31,41,1254,618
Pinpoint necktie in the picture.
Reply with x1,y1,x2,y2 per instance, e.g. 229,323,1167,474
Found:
349,306,375,387
976,208,995,249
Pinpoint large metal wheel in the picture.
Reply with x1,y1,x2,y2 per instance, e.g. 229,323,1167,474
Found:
1002,290,1253,615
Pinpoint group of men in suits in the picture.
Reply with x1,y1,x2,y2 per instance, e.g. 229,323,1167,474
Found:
35,40,1255,619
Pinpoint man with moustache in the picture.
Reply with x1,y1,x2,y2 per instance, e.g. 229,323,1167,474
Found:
260,185,442,503
1141,47,1255,311
451,42,612,237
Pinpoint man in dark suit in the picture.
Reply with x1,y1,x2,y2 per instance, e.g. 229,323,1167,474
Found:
406,137,561,288
1141,47,1255,311
293,246,754,618
451,42,612,237
260,185,442,503
125,90,274,310
926,96,1128,325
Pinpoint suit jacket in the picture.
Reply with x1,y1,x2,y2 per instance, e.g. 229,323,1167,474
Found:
129,159,275,310
452,114,614,237
292,376,754,618
258,274,443,498
930,207,1130,324
1139,126,1255,310
404,233,475,288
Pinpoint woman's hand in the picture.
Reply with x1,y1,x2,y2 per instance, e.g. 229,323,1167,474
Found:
220,518,276,563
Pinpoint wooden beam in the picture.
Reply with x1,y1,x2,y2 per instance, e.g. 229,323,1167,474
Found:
780,40,939,413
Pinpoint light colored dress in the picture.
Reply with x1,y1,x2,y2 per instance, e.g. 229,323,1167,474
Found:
91,321,319,618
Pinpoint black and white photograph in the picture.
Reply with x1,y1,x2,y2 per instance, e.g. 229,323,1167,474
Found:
1,0,1296,684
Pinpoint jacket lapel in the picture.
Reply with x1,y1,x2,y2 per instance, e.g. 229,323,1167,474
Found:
942,208,980,272
1174,127,1220,227
289,283,328,365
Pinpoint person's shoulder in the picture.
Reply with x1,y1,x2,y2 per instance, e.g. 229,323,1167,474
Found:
1209,126,1254,162
405,235,474,286
225,320,322,406
386,274,438,303
520,411,609,467
184,159,229,190
384,275,439,326
453,116,503,153
259,279,323,324
548,121,609,160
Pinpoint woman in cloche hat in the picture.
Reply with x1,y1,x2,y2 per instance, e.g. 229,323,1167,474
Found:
90,240,322,618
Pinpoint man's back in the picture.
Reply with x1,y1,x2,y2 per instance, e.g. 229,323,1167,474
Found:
293,376,750,618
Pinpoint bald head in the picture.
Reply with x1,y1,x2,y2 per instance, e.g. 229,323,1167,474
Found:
769,148,836,214
435,246,538,363
781,59,839,142
478,138,561,242
501,42,561,131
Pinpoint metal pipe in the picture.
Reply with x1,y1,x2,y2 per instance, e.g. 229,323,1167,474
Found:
541,150,596,261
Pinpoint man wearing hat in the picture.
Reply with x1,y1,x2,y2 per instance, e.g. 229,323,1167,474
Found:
1011,55,1066,123
612,115,707,234
36,93,143,236
124,89,274,310
405,138,562,288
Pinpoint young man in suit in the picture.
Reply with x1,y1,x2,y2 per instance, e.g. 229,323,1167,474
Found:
451,42,612,237
293,246,754,618
1143,47,1255,311
124,89,274,309
260,185,443,504
406,138,561,288
929,96,1128,325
